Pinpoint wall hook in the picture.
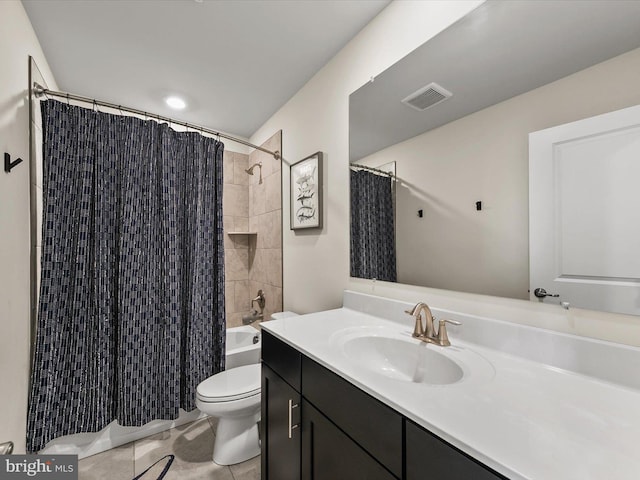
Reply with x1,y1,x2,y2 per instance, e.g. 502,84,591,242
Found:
4,153,23,173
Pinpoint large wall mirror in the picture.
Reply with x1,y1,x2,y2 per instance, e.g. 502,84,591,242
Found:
349,0,640,315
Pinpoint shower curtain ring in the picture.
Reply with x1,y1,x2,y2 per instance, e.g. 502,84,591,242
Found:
93,100,97,112
66,93,70,105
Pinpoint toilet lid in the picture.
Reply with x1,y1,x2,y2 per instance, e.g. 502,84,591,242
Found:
196,364,261,402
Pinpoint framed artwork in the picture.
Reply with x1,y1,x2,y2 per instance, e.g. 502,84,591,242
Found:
290,152,323,230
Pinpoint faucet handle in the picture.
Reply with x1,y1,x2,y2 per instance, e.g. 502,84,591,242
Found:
437,319,462,346
441,319,461,326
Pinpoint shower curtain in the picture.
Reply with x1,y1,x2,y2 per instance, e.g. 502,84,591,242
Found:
27,99,225,453
350,169,397,282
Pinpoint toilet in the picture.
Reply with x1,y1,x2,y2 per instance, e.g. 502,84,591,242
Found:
197,313,299,465
196,364,262,465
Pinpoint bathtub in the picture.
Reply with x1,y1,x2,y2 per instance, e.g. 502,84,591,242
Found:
41,325,261,459
226,325,261,369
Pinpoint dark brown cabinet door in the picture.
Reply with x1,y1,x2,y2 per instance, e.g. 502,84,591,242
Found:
262,364,301,480
406,420,506,480
301,357,402,478
301,400,397,480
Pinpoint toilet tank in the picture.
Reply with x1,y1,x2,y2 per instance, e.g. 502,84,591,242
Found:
226,325,261,369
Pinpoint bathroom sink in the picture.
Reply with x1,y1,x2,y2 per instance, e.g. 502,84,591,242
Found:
332,326,494,387
343,336,463,385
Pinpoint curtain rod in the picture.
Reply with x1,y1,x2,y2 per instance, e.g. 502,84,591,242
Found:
32,82,281,160
349,163,395,178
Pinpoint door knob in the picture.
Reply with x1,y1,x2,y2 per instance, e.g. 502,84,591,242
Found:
534,288,559,299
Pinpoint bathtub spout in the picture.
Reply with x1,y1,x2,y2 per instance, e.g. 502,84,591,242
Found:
242,309,263,325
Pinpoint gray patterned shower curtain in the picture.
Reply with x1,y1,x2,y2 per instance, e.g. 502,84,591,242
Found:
350,169,397,282
27,99,225,452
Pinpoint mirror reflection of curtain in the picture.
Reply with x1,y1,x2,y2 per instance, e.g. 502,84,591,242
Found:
350,169,397,282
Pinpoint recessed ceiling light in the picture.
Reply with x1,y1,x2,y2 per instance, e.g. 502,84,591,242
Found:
165,96,186,110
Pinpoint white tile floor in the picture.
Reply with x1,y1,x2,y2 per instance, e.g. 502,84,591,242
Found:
78,418,260,480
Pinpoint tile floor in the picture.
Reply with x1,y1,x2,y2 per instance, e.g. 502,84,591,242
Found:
78,418,260,480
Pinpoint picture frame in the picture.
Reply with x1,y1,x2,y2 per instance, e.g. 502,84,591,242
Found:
290,152,323,230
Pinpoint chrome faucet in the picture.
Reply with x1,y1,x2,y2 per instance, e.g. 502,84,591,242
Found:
404,302,461,347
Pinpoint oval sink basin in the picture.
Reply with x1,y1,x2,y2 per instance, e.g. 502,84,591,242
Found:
331,326,495,387
343,336,464,385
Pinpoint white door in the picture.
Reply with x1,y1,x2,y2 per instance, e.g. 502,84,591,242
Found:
529,105,640,315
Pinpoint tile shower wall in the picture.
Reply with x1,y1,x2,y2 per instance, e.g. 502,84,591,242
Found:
249,131,283,322
223,150,251,328
223,131,282,327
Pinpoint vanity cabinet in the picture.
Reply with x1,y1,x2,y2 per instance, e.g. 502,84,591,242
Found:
261,332,302,480
301,399,396,480
406,420,505,480
261,331,505,480
301,356,402,479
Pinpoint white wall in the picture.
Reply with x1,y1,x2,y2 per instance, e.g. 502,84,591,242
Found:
0,0,57,453
251,0,484,315
251,0,640,347
357,46,640,300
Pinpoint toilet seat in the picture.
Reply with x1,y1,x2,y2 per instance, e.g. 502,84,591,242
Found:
197,364,261,403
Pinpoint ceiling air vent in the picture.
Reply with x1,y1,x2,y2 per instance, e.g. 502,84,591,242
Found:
401,82,452,111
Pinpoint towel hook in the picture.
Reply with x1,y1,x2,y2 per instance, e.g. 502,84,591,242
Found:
4,153,23,173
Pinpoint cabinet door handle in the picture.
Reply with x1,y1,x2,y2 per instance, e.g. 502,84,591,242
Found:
288,399,299,439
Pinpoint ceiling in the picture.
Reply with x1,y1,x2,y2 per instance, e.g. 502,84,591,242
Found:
23,0,390,138
350,0,640,161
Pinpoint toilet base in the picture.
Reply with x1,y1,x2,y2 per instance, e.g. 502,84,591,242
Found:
212,411,261,466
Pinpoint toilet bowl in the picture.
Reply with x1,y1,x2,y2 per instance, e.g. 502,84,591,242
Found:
196,363,261,465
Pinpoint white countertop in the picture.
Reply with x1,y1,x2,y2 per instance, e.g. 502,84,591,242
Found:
261,307,640,480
